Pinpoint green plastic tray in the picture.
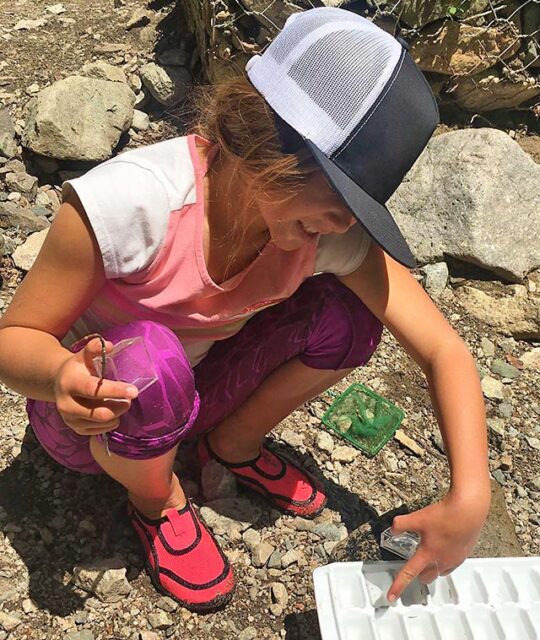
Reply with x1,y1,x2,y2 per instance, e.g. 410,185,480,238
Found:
321,383,404,457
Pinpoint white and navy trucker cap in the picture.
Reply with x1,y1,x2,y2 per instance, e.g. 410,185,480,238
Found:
245,7,439,268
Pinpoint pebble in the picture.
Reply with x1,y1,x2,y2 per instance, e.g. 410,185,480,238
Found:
72,558,131,603
498,403,513,418
481,376,505,400
488,417,505,437
21,598,37,614
492,469,506,485
317,430,334,453
312,522,347,542
280,548,301,568
331,445,357,463
126,8,151,30
267,550,283,569
131,109,150,132
242,528,261,550
139,632,160,640
270,582,289,606
521,348,540,370
148,611,173,630
279,428,304,448
394,430,425,457
238,628,257,640
0,612,22,631
422,262,448,297
525,437,540,451
64,632,94,640
156,596,177,612
491,359,520,379
480,337,496,357
252,542,274,568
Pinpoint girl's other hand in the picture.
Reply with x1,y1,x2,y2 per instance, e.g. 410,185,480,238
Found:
54,337,139,436
386,490,490,602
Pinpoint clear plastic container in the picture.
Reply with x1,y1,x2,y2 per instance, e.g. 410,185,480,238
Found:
380,528,421,560
92,336,158,393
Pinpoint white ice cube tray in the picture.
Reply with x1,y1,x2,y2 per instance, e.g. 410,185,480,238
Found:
313,558,540,640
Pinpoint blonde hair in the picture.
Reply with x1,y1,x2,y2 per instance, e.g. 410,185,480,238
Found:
188,74,321,203
185,74,321,279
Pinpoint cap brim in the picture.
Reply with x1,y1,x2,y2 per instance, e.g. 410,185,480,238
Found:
305,138,416,269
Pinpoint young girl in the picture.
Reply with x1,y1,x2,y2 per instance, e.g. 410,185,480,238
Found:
0,8,491,613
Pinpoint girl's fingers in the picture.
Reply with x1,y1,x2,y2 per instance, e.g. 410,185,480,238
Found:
59,396,131,424
387,551,430,602
82,337,113,374
67,418,120,436
75,376,138,402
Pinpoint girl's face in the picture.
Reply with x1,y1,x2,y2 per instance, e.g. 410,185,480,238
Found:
258,170,356,251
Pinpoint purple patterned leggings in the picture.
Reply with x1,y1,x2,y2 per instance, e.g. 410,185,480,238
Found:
26,274,383,474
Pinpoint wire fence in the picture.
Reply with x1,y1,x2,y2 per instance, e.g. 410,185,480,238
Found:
184,0,539,114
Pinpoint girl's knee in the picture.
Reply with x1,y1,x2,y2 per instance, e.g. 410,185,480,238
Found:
95,321,200,459
300,275,383,370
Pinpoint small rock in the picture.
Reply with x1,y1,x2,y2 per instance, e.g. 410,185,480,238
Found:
80,61,127,84
65,632,94,640
317,430,334,453
488,418,505,437
267,550,283,569
280,548,300,568
498,403,513,418
46,4,66,15
499,454,513,471
331,445,358,463
0,612,22,631
0,109,17,159
270,582,288,606
481,376,504,400
312,522,347,542
72,557,131,603
480,337,496,357
432,431,445,454
269,603,283,616
242,528,261,551
490,359,520,379
148,611,173,630
140,63,191,106
14,18,47,30
5,172,38,199
521,348,540,370
394,430,425,457
200,497,262,541
526,437,540,451
12,228,49,271
279,427,304,448
156,596,177,613
251,542,274,568
126,8,151,30
529,475,540,491
139,632,159,640
131,110,149,132
201,459,237,501
238,628,257,640
22,598,37,614
492,469,506,485
422,262,448,297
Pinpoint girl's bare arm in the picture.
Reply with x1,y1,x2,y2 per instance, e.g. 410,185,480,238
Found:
338,242,490,499
0,193,108,401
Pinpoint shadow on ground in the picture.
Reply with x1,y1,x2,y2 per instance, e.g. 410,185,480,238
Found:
0,426,391,618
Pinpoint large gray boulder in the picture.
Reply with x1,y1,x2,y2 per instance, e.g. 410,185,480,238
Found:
22,76,135,161
390,129,540,282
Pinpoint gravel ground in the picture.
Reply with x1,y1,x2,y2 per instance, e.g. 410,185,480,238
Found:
1,1,539,639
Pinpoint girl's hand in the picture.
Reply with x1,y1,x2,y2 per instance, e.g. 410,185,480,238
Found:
387,490,490,602
54,337,139,436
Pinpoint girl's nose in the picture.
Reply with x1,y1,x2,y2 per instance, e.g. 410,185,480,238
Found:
329,211,355,233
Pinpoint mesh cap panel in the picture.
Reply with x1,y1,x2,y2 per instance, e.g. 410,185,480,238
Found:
289,29,394,131
246,8,401,155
